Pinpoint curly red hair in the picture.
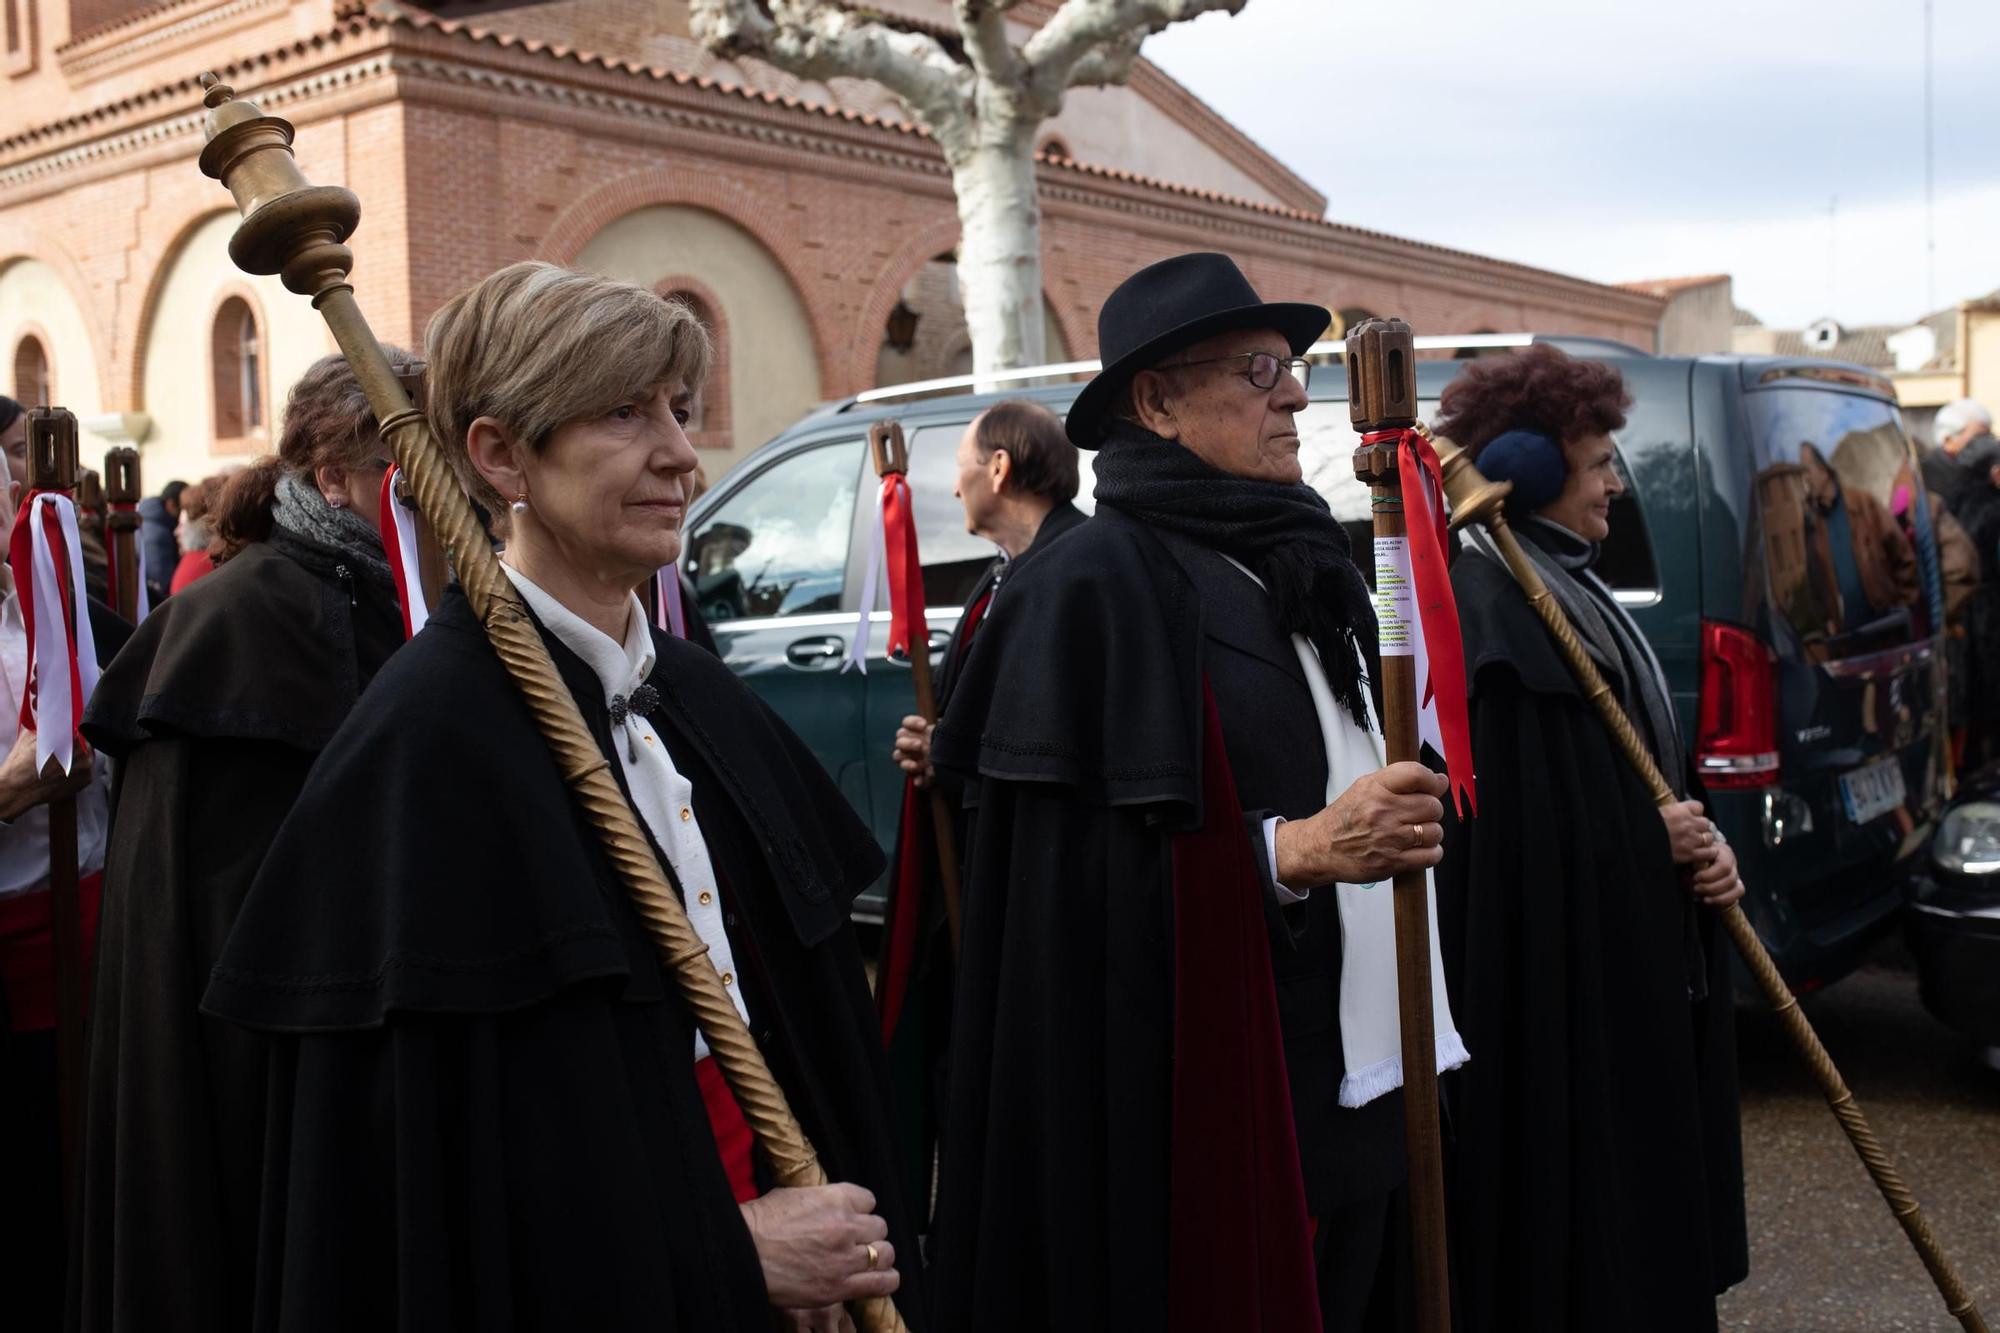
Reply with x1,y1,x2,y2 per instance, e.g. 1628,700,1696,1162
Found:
1433,344,1631,457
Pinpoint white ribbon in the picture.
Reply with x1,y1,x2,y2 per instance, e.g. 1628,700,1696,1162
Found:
27,495,100,774
387,476,430,635
842,482,887,674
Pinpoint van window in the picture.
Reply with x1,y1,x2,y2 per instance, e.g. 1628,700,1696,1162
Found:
684,441,862,621
1745,388,1920,659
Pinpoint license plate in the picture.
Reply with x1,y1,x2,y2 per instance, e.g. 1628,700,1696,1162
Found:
1839,757,1907,826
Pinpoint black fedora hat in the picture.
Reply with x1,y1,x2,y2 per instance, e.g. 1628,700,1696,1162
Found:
1065,252,1330,447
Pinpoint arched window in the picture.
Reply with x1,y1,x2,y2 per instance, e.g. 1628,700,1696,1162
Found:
658,283,732,451
210,295,265,440
11,333,50,407
1038,135,1074,162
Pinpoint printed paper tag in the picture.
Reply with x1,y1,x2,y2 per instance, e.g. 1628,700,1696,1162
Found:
1373,535,1415,657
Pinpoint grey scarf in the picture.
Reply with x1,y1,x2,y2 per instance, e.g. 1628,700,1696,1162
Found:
1467,516,1688,796
271,472,393,587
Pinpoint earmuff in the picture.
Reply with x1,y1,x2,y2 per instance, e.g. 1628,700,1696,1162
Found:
1477,429,1567,510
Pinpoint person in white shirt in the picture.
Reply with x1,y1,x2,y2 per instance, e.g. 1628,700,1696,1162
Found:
0,407,127,1328
203,263,920,1333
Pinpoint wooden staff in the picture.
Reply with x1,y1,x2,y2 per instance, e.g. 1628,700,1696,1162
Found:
1346,319,1450,1333
193,76,908,1333
868,421,963,953
24,408,86,1190
104,448,142,623
1433,435,1990,1333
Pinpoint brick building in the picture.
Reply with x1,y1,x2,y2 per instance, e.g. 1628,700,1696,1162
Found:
0,0,1666,485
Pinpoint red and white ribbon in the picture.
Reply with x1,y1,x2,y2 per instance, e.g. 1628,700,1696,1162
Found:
843,480,890,674
377,466,429,640
6,493,100,774
1360,428,1477,817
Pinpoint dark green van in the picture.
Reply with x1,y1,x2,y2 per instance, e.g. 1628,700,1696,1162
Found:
680,336,1944,990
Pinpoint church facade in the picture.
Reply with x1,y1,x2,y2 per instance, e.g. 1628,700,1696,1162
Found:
1,0,1665,485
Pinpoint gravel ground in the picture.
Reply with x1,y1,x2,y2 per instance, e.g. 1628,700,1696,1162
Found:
1718,942,2000,1331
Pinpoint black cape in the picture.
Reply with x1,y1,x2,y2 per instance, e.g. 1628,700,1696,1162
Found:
200,584,922,1331
875,500,1084,1218
928,509,1366,1332
70,531,405,1333
1437,550,1747,1333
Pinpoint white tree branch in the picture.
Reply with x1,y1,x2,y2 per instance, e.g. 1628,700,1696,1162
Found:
1022,0,1245,108
955,0,1024,90
690,0,972,133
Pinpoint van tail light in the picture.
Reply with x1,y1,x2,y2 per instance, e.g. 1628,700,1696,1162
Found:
1697,619,1780,789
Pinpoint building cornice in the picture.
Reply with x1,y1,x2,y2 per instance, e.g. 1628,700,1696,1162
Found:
58,0,288,79
0,10,1659,325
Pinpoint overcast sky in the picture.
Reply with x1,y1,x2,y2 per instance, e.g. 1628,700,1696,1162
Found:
1143,0,1999,331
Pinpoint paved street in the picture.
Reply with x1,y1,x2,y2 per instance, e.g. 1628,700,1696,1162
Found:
1720,941,2000,1331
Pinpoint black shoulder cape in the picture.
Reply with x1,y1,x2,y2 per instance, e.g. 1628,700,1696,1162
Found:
874,498,1085,1221
1438,551,1747,1333
928,510,1317,1333
70,533,405,1333
200,584,921,1331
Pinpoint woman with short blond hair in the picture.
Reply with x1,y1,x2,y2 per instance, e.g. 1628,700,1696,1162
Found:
205,263,919,1332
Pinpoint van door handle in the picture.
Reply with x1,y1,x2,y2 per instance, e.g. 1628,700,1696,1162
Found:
785,635,845,667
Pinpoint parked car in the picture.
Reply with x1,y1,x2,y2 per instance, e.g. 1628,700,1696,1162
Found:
681,336,1945,993
1905,763,2000,1065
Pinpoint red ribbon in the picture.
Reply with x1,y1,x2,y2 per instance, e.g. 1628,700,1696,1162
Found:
7,492,82,743
880,474,929,659
1361,428,1477,817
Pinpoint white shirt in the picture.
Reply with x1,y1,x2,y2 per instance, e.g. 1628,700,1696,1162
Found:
0,588,111,897
502,565,747,1060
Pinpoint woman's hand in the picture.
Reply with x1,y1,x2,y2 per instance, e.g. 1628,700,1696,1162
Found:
741,1184,898,1312
1690,837,1745,909
891,716,933,789
1660,799,1710,865
1273,762,1448,889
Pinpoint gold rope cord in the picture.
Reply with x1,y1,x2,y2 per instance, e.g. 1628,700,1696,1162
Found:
196,77,905,1333
1434,434,1987,1333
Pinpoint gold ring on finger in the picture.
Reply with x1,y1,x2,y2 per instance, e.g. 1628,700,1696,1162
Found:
865,1242,881,1271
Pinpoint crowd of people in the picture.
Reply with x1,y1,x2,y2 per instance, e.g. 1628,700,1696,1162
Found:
1923,397,2000,769
0,250,1983,1331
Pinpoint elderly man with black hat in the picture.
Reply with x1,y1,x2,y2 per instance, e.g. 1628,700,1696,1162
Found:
927,253,1462,1333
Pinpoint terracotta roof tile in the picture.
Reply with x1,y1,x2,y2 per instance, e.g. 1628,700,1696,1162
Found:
1618,273,1731,297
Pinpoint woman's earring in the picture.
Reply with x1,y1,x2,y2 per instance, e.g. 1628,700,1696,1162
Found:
511,494,530,516
328,496,346,510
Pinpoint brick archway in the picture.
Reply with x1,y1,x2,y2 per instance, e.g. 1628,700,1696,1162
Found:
655,274,733,451
536,170,837,398
856,215,1092,387
124,206,235,411
0,226,114,404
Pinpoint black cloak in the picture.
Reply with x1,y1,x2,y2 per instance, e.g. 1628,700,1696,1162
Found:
1437,550,1747,1333
875,499,1084,1218
929,509,1360,1333
199,584,922,1331
70,531,405,1333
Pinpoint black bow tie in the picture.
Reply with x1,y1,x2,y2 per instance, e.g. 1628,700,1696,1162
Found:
609,683,661,761
609,683,659,730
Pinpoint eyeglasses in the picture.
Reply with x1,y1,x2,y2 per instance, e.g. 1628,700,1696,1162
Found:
1158,351,1310,394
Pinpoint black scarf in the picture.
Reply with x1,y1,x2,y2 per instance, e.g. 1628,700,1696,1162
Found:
1093,420,1376,728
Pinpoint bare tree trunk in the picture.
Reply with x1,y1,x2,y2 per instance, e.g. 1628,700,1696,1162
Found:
948,134,1046,375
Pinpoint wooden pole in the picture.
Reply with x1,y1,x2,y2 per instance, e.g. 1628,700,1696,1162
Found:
1433,434,1989,1333
1345,319,1450,1333
104,447,142,623
194,76,907,1333
24,407,85,1194
868,421,963,953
